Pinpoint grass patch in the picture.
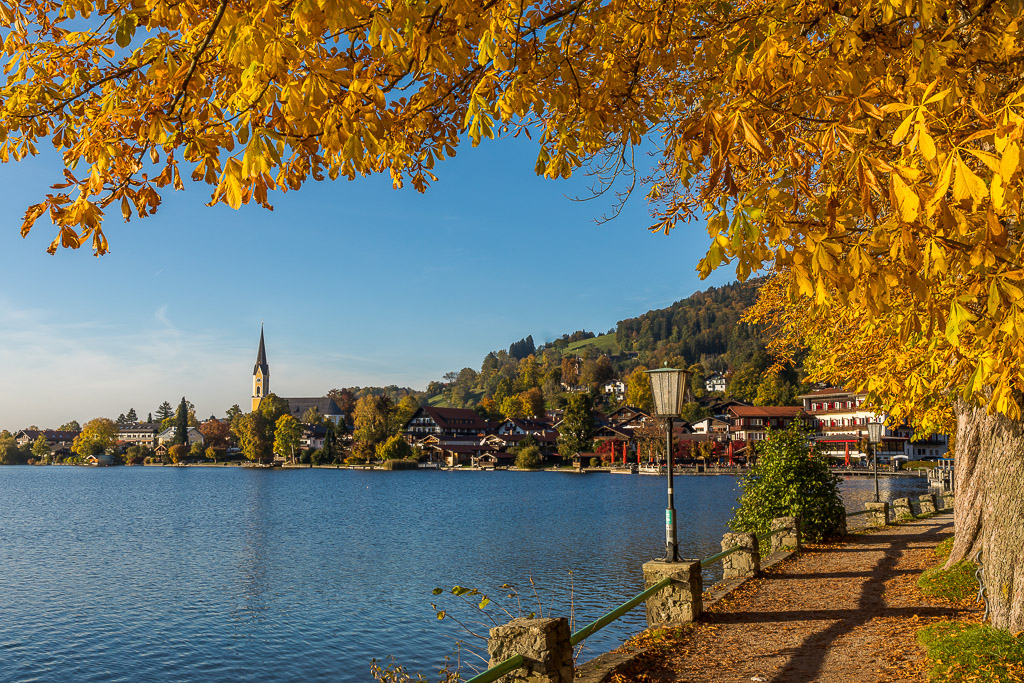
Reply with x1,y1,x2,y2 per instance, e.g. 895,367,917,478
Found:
918,622,1024,681
566,333,620,355
918,558,978,602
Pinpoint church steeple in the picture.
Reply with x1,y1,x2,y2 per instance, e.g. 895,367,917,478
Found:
252,325,270,412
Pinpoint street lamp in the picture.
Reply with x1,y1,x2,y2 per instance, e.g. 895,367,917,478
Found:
646,367,689,562
867,421,884,503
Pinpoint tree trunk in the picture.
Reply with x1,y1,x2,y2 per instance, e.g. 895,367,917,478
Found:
948,400,1024,631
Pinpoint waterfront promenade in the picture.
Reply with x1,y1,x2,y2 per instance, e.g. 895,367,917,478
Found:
620,513,976,682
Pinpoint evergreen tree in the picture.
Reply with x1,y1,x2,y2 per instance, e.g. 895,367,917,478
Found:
156,401,174,421
174,397,189,446
116,413,127,424
126,407,138,422
557,393,596,456
146,413,152,423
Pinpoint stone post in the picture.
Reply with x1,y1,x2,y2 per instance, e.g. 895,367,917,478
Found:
919,493,937,515
486,617,573,683
941,493,955,510
892,497,914,521
865,501,888,527
837,507,848,536
642,560,702,626
769,516,801,553
721,532,760,580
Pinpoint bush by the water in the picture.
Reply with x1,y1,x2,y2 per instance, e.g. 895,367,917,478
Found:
730,422,845,542
381,459,419,470
515,445,543,469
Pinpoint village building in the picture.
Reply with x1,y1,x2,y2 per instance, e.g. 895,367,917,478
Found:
705,373,728,393
727,405,810,442
691,416,730,437
602,379,626,401
116,423,159,449
156,426,205,447
798,387,949,463
14,429,79,457
402,406,491,439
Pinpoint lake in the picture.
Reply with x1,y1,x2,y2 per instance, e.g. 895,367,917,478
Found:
0,467,930,682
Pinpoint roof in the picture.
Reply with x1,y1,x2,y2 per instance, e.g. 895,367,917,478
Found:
282,397,344,418
117,423,158,434
16,429,80,442
254,325,269,376
728,405,807,418
796,387,866,399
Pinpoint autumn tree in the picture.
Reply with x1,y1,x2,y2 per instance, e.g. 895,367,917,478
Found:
274,414,302,462
225,404,243,423
0,432,26,465
625,367,654,413
393,395,421,427
232,411,272,463
300,406,325,426
30,435,51,462
199,418,231,450
520,387,546,417
168,444,188,465
376,434,413,461
6,0,1024,629
353,395,393,454
258,393,290,425
73,418,118,456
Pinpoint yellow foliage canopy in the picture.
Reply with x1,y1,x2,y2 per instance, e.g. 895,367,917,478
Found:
2,0,1024,415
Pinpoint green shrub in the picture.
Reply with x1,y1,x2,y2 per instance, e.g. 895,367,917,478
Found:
918,622,1024,681
730,422,845,541
382,459,418,470
589,457,600,468
515,446,543,469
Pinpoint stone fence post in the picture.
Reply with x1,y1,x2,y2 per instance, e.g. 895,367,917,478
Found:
865,501,888,526
721,532,760,580
941,493,955,510
641,560,702,627
487,617,573,683
769,516,801,553
919,493,937,515
892,497,914,521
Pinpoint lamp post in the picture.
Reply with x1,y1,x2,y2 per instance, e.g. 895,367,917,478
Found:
867,421,883,503
646,367,689,563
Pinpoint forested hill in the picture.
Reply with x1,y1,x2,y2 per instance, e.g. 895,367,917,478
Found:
375,277,806,420
614,279,764,368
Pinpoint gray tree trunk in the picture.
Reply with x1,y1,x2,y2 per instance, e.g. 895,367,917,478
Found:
948,400,1024,631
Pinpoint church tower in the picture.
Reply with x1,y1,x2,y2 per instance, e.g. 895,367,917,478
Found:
252,325,270,412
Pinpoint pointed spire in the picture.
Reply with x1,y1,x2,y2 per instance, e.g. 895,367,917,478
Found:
254,324,269,376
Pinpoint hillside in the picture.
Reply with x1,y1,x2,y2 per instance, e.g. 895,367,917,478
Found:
417,278,803,416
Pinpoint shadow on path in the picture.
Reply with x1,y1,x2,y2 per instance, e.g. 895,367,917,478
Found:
701,517,956,682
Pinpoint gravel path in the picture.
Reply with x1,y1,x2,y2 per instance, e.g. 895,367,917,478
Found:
622,513,980,682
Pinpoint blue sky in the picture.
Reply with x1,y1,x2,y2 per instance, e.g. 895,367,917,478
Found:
0,137,734,428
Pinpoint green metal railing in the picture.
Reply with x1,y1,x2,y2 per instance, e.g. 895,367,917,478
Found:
465,526,791,683
569,577,672,646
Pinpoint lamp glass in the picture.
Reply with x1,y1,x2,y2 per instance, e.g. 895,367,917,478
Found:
867,421,883,444
646,368,688,417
